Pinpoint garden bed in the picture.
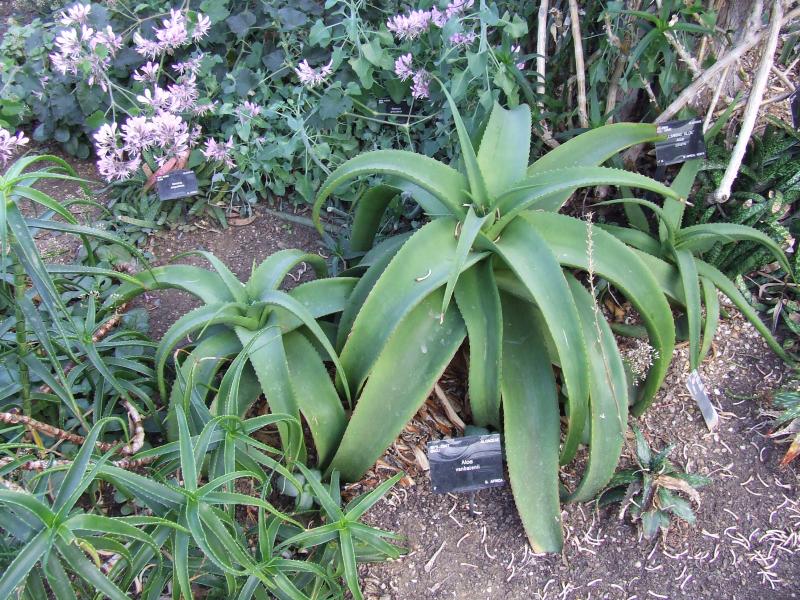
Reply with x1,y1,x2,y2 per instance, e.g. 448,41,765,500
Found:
30,151,800,599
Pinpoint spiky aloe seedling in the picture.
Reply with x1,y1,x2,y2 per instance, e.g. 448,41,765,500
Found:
598,426,711,540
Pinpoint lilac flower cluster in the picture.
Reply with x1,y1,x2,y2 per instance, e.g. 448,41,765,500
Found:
133,10,210,59
94,111,199,181
393,54,431,99
449,31,477,47
202,137,235,169
49,4,123,92
511,44,526,70
294,59,334,88
0,130,29,165
386,0,474,40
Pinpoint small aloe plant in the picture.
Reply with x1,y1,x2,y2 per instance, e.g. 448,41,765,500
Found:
598,425,711,540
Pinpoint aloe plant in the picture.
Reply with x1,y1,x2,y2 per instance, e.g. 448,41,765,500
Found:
108,249,355,466
309,88,687,552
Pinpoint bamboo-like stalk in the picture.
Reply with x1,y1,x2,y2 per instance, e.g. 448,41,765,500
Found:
13,256,30,417
568,0,589,129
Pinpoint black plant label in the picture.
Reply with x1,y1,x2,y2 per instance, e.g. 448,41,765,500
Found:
156,169,199,201
377,97,417,118
428,434,505,494
655,118,706,166
791,87,799,130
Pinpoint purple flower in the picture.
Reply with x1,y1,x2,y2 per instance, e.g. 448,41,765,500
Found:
193,102,216,116
168,74,199,113
449,32,477,46
91,26,123,52
0,130,29,165
133,32,162,59
133,61,160,84
430,7,448,27
136,87,172,112
96,152,141,182
239,101,262,119
120,116,154,155
93,123,119,154
386,10,431,40
511,44,525,70
445,0,474,19
394,53,414,81
411,70,431,100
150,112,190,160
155,10,188,53
172,54,204,76
193,13,211,41
294,59,334,88
59,3,91,27
202,137,235,169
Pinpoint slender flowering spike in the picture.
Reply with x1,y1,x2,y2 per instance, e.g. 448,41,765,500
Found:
411,69,431,99
59,3,91,26
0,130,29,165
386,10,432,40
394,53,414,81
189,124,203,147
294,59,334,88
93,123,119,155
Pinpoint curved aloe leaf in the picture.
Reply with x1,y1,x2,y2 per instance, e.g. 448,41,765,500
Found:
676,223,793,275
329,290,466,481
313,151,468,234
477,103,531,198
597,225,662,256
156,303,255,399
336,241,405,350
674,249,702,370
0,529,51,599
438,80,488,211
526,123,663,211
454,261,502,429
521,211,675,416
492,166,681,234
564,275,628,503
284,330,347,467
246,249,328,299
106,264,233,309
441,206,490,318
339,218,484,396
267,277,357,336
500,292,562,553
696,259,790,361
350,185,400,252
184,250,247,304
493,219,589,463
699,276,719,363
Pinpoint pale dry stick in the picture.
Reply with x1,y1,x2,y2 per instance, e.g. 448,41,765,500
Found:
535,0,560,148
568,0,589,129
715,88,796,116
536,0,549,101
656,4,800,124
711,0,783,204
702,65,731,132
770,64,794,89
